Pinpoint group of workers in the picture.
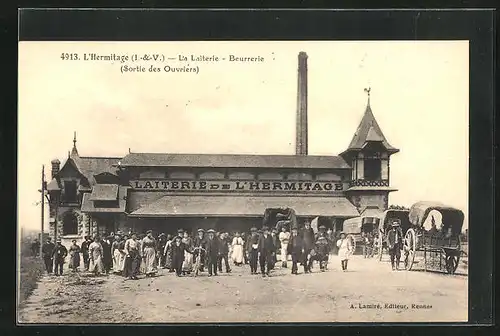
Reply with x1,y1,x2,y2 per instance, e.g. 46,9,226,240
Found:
36,219,365,279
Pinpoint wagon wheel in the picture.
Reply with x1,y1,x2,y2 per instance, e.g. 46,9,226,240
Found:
404,228,416,270
445,254,460,274
378,234,383,261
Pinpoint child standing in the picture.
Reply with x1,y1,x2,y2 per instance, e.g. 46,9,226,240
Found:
336,232,353,271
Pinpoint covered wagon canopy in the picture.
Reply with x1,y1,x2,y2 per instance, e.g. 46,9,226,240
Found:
378,209,411,233
343,215,380,235
263,207,298,230
408,201,465,233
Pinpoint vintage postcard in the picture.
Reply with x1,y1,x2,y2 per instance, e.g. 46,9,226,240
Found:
17,40,469,323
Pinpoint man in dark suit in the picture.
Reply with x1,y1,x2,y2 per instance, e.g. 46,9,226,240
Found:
258,226,275,277
205,229,220,276
247,227,260,274
217,232,231,273
287,227,304,275
387,220,404,270
42,237,55,274
81,235,92,271
300,220,315,273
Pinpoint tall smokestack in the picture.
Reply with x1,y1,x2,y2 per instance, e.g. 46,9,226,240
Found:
296,51,308,156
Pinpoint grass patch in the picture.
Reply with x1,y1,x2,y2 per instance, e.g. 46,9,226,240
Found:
18,239,45,305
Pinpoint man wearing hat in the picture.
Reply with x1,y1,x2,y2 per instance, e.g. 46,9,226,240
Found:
316,225,327,239
315,236,330,272
387,220,404,270
257,226,275,277
171,235,187,276
101,235,113,275
156,233,168,269
247,227,260,274
300,220,315,273
52,238,68,276
112,233,123,274
205,229,220,276
81,235,92,272
287,227,304,275
42,236,56,275
193,228,207,272
168,229,184,273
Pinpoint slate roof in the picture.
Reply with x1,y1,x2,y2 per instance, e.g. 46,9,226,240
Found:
81,186,129,213
89,184,119,201
343,103,399,154
118,153,351,169
75,157,121,185
47,156,122,189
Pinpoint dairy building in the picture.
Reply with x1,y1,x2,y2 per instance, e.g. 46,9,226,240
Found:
46,52,399,244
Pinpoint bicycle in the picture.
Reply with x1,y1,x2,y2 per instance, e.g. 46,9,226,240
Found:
192,246,206,277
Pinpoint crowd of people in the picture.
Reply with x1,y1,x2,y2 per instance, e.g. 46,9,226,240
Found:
37,220,364,279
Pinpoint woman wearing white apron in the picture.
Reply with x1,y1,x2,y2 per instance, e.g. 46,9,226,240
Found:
181,231,194,274
336,232,353,271
231,232,245,266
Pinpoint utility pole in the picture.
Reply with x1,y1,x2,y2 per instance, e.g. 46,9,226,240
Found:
40,165,45,258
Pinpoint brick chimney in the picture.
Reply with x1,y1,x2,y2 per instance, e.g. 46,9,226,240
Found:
296,51,308,156
51,159,61,178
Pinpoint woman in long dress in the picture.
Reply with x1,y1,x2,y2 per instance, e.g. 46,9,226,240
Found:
112,235,123,274
89,236,105,275
336,232,353,271
181,231,194,274
163,234,174,272
142,230,157,277
231,232,245,266
68,240,81,272
124,233,141,280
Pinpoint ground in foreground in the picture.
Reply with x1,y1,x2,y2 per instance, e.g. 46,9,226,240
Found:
19,255,468,323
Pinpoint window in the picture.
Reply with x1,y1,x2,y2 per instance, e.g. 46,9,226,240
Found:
62,211,78,235
63,181,78,203
364,159,382,180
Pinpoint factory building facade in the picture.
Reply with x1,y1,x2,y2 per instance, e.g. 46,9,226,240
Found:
46,52,399,245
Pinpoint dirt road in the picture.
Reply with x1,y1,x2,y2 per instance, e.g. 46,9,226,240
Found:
18,255,467,323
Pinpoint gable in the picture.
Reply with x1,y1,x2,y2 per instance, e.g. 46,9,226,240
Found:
57,158,85,179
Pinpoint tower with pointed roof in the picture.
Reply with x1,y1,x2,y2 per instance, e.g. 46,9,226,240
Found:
340,88,399,214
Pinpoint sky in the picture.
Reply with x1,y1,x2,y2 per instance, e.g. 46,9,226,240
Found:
18,41,469,232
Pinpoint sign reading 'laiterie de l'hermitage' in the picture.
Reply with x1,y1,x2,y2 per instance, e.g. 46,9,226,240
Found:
130,180,345,193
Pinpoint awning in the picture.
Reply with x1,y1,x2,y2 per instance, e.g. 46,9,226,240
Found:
89,184,119,201
129,196,359,218
81,186,128,213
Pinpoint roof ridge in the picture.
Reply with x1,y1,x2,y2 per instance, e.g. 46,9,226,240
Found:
80,156,123,159
125,153,343,157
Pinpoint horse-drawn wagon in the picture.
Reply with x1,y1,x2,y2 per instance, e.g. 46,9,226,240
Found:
376,209,412,261
263,207,298,231
403,201,465,274
343,215,381,254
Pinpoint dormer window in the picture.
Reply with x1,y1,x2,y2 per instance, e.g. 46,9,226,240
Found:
63,180,78,203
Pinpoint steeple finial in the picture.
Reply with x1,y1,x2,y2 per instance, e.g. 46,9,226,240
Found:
70,131,79,157
364,87,371,106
